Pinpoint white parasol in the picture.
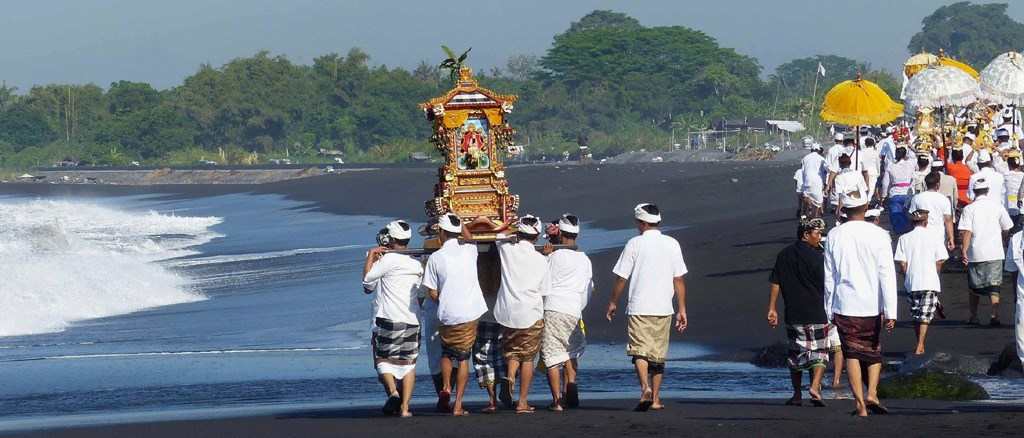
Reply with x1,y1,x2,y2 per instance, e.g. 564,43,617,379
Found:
903,65,979,110
980,51,1024,105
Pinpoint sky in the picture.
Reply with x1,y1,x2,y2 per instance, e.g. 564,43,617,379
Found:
1,0,1022,91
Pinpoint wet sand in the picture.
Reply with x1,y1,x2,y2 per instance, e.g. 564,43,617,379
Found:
6,398,1023,437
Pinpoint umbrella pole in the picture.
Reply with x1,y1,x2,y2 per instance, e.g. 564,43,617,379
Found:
940,106,946,161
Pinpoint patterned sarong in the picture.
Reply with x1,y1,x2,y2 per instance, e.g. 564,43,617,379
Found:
908,290,940,323
834,314,883,364
785,324,831,370
439,319,479,361
540,311,579,367
502,319,545,361
568,321,587,360
371,317,420,365
473,321,506,387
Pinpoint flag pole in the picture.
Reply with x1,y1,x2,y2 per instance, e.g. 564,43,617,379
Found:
810,64,822,138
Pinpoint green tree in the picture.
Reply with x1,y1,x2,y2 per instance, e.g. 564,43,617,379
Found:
107,81,160,115
908,2,1024,68
0,104,57,148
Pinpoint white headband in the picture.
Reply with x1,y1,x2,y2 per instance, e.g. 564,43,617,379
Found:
438,214,462,233
558,214,580,234
634,203,662,224
386,220,412,240
517,214,542,235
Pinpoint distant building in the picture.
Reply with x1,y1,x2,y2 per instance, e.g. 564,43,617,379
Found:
409,152,430,162
55,157,80,168
318,148,344,157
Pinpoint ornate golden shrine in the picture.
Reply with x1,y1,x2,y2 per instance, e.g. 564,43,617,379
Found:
420,66,519,239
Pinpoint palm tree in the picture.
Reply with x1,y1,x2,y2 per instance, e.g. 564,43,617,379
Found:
439,46,471,85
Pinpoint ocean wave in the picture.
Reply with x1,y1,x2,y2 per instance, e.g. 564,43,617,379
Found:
0,347,359,362
165,245,362,268
0,199,223,337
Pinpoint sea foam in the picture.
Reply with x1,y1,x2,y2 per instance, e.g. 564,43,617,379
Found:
0,199,223,337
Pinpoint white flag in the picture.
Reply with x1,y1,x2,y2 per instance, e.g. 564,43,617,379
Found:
817,62,826,77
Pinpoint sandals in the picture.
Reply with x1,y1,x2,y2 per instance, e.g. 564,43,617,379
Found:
382,394,401,415
515,406,536,414
547,402,564,412
436,390,451,413
634,388,654,412
565,382,580,408
784,397,802,406
866,401,889,415
452,409,471,417
480,405,498,414
499,378,514,409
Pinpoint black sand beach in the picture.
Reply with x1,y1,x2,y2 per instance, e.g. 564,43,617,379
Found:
3,161,1023,435
7,399,1024,437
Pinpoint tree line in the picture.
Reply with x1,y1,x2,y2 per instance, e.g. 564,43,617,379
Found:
0,3,1018,168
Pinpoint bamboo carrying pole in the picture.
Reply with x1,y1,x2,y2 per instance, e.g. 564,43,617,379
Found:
383,242,578,256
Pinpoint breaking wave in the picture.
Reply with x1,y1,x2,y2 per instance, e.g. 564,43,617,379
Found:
0,199,223,337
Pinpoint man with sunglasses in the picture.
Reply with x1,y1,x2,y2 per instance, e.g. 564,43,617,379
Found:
362,220,422,417
606,203,688,412
539,214,593,411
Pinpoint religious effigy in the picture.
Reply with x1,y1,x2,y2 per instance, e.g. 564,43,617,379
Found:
420,65,520,240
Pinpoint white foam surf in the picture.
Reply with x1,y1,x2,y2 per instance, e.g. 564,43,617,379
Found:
165,245,360,268
0,199,223,337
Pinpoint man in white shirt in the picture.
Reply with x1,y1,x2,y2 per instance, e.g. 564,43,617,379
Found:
422,213,488,416
959,178,1014,326
894,209,949,356
1004,155,1024,229
363,220,423,417
909,172,955,251
607,203,688,412
540,214,593,411
878,127,897,174
968,151,1006,206
823,186,898,417
826,134,852,204
832,154,869,216
860,137,881,201
960,133,980,172
1001,229,1024,371
494,214,549,414
800,144,827,218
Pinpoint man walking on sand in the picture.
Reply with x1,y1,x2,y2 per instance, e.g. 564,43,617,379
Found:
494,215,550,415
540,214,593,411
824,186,898,417
362,220,423,417
767,217,830,407
607,203,688,412
422,213,488,416
959,178,1013,326
895,208,949,355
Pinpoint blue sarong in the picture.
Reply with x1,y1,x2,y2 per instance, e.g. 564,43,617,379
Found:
888,194,911,234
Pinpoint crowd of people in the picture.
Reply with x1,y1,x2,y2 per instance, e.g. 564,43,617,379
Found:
780,109,1024,416
361,204,687,417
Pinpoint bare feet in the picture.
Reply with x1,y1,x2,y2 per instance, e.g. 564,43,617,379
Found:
914,346,925,355
400,411,413,418
452,409,470,416
547,402,564,412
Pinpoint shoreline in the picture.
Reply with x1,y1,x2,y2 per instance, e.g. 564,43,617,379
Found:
5,398,1023,437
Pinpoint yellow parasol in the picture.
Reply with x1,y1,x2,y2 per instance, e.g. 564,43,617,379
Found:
905,52,939,79
938,50,979,79
820,77,905,126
